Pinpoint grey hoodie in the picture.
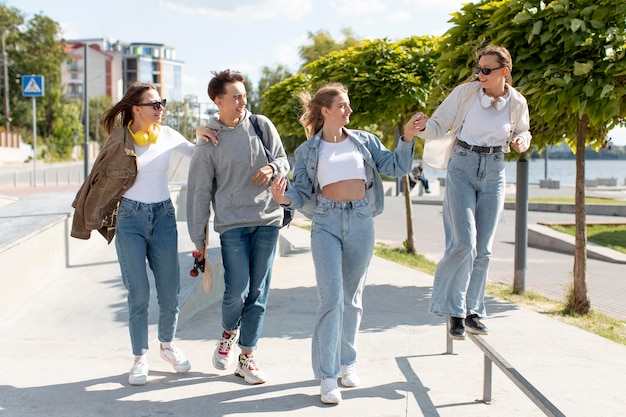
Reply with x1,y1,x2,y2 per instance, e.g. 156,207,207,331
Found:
186,109,289,249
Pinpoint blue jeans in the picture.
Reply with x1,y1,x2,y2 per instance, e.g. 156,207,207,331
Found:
115,197,180,357
219,226,279,351
429,146,506,318
310,195,375,380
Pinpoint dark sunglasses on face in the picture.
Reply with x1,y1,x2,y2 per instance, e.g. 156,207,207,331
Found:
137,99,167,110
473,66,505,75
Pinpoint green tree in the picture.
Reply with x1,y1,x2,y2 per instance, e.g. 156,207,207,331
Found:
49,98,82,160
89,96,112,146
0,4,25,132
437,0,626,314
9,12,69,158
298,28,363,68
259,73,312,152
261,36,441,252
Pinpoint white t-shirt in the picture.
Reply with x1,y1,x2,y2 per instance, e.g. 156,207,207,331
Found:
317,138,366,189
458,91,512,147
123,126,195,203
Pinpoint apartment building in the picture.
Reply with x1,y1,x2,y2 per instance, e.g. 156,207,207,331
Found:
61,38,184,103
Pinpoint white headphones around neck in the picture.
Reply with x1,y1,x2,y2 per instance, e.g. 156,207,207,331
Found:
480,92,507,111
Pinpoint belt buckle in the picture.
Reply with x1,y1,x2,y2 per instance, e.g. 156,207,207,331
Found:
487,147,494,154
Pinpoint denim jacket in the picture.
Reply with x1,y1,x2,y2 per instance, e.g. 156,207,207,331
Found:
285,128,414,218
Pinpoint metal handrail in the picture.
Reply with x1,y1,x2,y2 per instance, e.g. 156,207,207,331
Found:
446,322,566,417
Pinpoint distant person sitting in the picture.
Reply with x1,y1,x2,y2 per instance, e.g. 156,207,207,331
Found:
411,161,430,193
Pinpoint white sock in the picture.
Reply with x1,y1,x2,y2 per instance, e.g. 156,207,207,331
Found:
161,342,172,349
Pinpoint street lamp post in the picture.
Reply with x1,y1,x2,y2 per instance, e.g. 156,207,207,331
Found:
2,30,10,132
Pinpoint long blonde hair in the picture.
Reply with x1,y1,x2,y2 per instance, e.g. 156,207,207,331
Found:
299,83,348,138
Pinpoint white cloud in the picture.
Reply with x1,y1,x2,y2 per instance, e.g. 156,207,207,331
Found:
159,0,313,21
273,34,307,70
330,0,389,17
384,11,411,23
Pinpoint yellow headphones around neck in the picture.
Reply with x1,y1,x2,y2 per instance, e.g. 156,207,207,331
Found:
127,120,160,146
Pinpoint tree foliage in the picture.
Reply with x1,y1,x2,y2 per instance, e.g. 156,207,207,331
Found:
436,0,626,314
435,0,626,152
261,36,440,152
298,28,363,68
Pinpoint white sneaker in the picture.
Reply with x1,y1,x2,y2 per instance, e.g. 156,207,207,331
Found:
235,353,267,384
213,330,237,370
128,357,149,386
340,363,360,387
320,378,342,404
160,344,191,373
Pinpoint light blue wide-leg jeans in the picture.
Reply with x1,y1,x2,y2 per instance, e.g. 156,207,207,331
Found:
310,195,375,380
115,198,181,357
429,145,506,318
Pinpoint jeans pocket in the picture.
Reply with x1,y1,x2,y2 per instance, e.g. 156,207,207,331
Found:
118,202,137,218
314,202,331,217
165,203,176,218
354,203,373,218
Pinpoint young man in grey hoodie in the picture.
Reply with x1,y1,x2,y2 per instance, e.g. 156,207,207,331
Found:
187,69,289,384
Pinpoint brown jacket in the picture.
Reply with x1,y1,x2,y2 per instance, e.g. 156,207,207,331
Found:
71,127,138,243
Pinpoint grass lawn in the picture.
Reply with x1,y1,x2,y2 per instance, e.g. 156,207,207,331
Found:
373,243,626,346
548,224,626,254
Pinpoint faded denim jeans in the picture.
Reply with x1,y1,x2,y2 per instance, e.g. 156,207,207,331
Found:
429,145,506,318
219,226,279,351
115,197,180,357
310,195,375,380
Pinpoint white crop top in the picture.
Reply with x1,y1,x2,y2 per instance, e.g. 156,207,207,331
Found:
317,138,366,189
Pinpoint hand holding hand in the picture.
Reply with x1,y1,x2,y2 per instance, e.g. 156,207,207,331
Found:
404,112,429,140
270,176,291,206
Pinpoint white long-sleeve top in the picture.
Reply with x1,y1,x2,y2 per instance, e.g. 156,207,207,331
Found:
417,81,531,153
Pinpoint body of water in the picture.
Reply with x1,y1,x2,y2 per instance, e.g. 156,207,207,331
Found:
421,159,626,187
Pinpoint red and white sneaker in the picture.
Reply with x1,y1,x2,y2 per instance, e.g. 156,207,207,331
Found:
235,353,267,384
213,330,237,370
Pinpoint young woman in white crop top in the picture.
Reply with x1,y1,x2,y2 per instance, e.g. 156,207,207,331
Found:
270,83,414,404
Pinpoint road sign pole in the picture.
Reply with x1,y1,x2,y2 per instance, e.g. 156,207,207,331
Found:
32,96,37,187
21,74,44,188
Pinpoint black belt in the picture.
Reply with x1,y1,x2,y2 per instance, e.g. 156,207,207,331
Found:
457,140,502,154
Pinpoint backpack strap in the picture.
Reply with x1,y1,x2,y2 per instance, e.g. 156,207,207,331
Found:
250,114,275,161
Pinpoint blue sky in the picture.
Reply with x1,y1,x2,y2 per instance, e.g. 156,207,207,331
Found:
9,0,626,145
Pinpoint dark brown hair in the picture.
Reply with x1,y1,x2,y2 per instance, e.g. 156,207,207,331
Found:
101,83,157,134
299,83,348,138
207,69,245,101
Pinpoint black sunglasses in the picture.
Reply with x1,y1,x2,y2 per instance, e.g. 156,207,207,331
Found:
473,66,505,75
137,99,167,110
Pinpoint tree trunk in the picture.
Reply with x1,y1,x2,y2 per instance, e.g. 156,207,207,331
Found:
571,114,590,314
403,174,416,253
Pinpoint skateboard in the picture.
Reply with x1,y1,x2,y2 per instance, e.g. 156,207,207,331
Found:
189,223,212,293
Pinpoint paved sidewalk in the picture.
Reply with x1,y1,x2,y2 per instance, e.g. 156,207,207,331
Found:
1,224,626,416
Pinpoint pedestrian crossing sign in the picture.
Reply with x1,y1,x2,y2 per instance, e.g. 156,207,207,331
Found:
22,75,45,97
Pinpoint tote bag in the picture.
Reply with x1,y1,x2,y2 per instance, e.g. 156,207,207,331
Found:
422,133,457,170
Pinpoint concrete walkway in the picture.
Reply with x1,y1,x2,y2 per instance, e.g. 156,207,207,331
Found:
1,222,626,416
1,158,626,416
